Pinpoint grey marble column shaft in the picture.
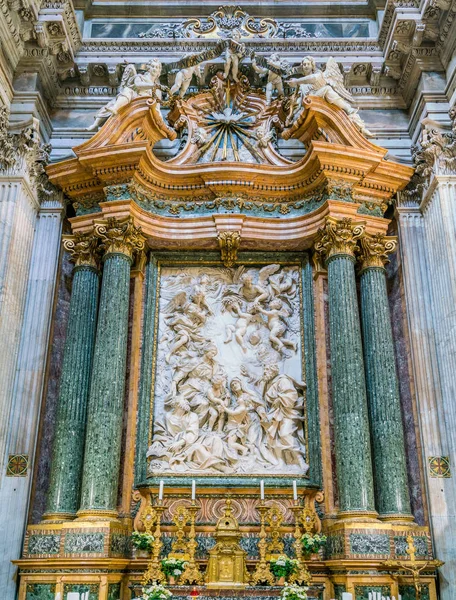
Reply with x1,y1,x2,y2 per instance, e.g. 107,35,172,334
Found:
360,262,411,518
46,260,99,517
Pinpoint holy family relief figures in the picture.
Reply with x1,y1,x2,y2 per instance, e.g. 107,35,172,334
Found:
147,263,309,477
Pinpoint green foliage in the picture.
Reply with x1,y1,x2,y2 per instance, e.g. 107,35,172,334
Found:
301,533,327,555
160,557,187,578
141,584,172,600
131,531,154,551
269,555,299,579
280,583,309,600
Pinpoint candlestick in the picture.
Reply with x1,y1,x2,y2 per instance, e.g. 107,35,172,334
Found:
260,480,265,500
293,480,298,501
158,480,164,501
191,479,196,501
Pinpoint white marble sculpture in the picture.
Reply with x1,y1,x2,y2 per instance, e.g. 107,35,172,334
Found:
87,58,162,131
147,265,308,476
223,30,246,82
288,56,372,136
252,54,288,104
170,55,205,97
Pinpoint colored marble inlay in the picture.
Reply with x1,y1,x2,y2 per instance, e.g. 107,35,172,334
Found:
394,535,429,557
28,534,60,555
63,584,99,600
26,583,56,600
399,585,430,600
428,456,451,478
349,533,390,555
6,454,28,476
64,532,104,554
325,534,345,558
354,586,391,600
108,583,122,600
110,533,130,556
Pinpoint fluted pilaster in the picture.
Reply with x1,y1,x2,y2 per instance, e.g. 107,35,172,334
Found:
45,232,100,519
358,234,412,520
78,217,146,518
315,217,376,516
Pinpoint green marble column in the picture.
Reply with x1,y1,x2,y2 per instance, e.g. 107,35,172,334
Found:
315,217,376,516
78,217,146,519
134,254,159,485
359,234,412,519
45,233,99,519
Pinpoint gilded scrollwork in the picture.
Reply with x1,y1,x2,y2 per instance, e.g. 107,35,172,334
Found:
217,230,241,267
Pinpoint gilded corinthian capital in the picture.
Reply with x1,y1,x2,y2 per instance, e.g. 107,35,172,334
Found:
63,232,99,268
358,233,398,271
94,216,146,260
314,217,365,262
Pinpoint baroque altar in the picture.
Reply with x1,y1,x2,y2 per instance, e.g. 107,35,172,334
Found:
15,11,442,600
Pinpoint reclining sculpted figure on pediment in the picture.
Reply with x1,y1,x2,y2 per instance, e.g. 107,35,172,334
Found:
287,56,372,137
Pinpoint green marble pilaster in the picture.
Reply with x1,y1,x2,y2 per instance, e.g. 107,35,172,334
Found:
78,217,145,517
359,243,411,518
301,252,322,486
316,218,375,515
45,264,99,517
134,254,158,485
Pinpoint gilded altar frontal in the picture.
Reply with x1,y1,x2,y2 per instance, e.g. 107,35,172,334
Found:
1,2,455,600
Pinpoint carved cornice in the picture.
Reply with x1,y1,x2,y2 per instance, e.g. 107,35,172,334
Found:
358,233,398,271
217,231,241,267
314,217,365,261
46,95,413,211
94,216,146,260
62,231,99,268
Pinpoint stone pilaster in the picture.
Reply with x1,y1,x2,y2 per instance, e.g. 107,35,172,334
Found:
315,217,376,517
44,232,100,519
358,233,412,520
78,217,146,519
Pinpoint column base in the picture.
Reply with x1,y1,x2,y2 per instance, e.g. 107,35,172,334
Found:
336,510,380,523
378,513,416,525
76,508,119,521
41,512,75,523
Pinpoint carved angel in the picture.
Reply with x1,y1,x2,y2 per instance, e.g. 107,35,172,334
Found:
256,298,297,354
223,30,246,83
287,57,372,137
170,54,206,98
87,59,162,131
252,53,288,104
239,264,281,304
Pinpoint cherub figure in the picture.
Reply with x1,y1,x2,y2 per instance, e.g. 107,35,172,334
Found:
223,30,246,83
257,298,297,353
170,55,205,97
224,302,258,352
252,53,288,104
287,56,372,137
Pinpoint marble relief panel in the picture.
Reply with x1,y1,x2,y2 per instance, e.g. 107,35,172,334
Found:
147,264,308,477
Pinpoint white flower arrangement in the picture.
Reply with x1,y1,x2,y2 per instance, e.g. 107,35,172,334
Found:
141,584,172,600
280,583,308,600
